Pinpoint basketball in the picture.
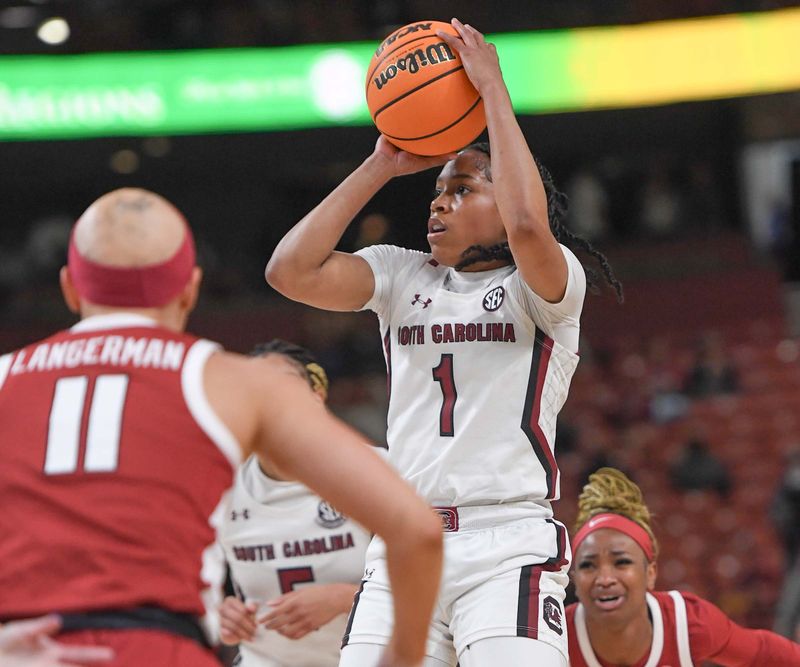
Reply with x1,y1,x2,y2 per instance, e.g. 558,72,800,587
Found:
366,20,486,156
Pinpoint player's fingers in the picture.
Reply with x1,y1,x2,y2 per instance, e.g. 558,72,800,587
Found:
55,643,115,663
219,608,256,639
219,596,252,618
220,622,253,644
2,615,62,643
218,605,250,626
260,612,288,630
220,622,251,645
414,153,459,171
462,23,485,43
451,18,477,48
435,30,463,52
276,620,313,640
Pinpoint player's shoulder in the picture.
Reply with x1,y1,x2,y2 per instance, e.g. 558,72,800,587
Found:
358,244,437,272
653,589,725,630
205,349,293,385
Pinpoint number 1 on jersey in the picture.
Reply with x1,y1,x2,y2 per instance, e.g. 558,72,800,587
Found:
432,354,456,437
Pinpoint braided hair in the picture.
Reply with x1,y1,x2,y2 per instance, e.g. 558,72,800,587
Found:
250,339,329,400
453,142,624,302
574,467,659,559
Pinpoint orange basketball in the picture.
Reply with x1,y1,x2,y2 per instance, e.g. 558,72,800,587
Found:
366,20,486,156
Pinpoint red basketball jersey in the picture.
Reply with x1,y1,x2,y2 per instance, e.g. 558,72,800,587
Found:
0,314,240,619
567,589,800,666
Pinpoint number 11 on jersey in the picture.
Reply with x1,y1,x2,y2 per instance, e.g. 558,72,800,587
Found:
432,354,456,437
44,374,129,475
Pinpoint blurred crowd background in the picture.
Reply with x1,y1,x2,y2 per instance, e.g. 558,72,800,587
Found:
2,0,800,646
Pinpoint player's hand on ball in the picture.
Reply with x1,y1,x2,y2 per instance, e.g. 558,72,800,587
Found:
259,584,357,640
373,135,457,177
437,19,502,95
218,597,258,645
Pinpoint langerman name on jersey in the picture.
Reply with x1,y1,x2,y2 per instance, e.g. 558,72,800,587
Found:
397,322,517,346
9,336,185,375
232,532,356,562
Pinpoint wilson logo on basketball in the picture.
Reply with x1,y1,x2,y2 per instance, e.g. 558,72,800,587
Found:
372,43,457,90
483,286,505,311
374,22,433,58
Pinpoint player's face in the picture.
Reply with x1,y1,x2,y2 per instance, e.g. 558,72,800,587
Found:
572,529,657,626
428,151,507,271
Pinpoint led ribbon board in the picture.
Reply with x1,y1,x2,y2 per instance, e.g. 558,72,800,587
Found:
0,8,798,140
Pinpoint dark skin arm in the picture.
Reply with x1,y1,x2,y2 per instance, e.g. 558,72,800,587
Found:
439,19,569,303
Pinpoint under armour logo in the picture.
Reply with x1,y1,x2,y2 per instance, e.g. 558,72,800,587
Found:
411,294,432,308
230,509,250,521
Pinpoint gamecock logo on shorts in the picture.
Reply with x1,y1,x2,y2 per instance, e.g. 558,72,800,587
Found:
542,595,563,635
316,500,347,529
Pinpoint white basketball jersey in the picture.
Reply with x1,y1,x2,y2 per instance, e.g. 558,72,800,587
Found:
218,456,372,667
357,243,585,507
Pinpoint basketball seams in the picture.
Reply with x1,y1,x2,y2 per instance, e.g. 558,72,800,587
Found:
371,65,466,121
381,96,483,142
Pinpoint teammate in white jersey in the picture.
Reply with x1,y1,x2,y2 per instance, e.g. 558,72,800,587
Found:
217,341,372,667
266,19,621,667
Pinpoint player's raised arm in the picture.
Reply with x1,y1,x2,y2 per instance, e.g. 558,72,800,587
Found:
265,136,453,312
438,19,568,303
205,352,443,667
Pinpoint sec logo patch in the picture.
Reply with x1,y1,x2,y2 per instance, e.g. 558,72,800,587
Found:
316,500,346,528
483,286,505,311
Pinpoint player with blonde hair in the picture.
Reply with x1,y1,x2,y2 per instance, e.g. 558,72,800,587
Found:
568,467,800,666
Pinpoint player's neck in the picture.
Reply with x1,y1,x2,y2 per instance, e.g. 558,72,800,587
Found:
584,607,653,666
456,258,511,273
79,303,184,332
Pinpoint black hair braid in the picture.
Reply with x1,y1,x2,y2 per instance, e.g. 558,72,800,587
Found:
249,339,318,366
455,142,624,302
249,339,330,397
455,242,513,270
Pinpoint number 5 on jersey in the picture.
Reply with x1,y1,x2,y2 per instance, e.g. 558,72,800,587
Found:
44,374,129,475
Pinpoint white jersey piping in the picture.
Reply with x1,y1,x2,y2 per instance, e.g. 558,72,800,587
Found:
668,590,695,667
574,593,665,667
0,353,12,391
181,339,242,469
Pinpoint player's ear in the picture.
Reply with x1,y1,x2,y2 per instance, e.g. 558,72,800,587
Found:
180,266,203,313
59,266,81,314
645,559,657,591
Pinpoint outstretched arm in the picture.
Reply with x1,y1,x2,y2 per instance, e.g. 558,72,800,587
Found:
687,592,800,666
439,20,568,302
265,137,454,311
0,615,114,666
207,353,444,667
